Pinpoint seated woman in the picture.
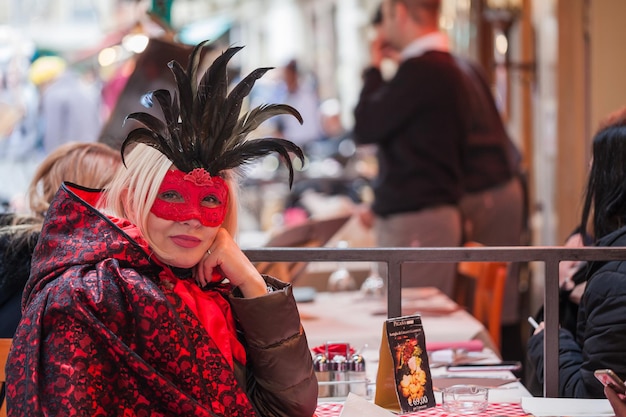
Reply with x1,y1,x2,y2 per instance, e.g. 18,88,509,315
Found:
5,42,318,416
527,107,626,398
0,141,121,338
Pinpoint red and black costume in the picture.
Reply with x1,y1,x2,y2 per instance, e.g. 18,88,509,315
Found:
6,42,316,417
6,183,317,416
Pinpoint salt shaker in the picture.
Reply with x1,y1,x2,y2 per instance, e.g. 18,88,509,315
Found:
313,353,331,397
331,354,349,397
349,354,367,396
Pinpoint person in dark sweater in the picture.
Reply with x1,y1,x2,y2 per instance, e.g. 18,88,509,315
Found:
0,141,121,338
353,0,470,296
527,108,626,397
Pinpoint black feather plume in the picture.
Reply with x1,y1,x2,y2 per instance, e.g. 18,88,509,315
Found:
121,41,304,187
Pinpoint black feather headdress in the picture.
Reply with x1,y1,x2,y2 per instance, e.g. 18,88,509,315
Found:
121,41,304,187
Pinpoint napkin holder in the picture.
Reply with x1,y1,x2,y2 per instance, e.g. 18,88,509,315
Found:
374,314,436,413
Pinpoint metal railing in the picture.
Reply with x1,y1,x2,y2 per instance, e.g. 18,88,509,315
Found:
244,245,626,398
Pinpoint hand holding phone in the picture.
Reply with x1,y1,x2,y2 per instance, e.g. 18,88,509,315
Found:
595,369,626,394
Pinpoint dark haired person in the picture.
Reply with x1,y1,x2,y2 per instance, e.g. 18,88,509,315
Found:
354,0,470,296
528,107,626,397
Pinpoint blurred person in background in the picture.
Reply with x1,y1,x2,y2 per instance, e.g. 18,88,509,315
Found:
273,59,324,151
360,5,527,360
0,49,41,161
29,56,103,155
353,0,470,297
0,141,121,338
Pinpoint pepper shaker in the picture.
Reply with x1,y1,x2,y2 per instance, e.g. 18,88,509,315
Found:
313,353,331,397
349,353,367,396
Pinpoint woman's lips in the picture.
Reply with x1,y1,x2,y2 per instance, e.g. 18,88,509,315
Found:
171,235,202,248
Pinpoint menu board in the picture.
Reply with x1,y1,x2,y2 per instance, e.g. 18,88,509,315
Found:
375,314,435,413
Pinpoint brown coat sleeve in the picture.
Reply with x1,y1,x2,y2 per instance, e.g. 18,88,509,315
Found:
230,276,318,417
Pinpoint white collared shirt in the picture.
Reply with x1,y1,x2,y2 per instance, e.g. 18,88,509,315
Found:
401,31,450,61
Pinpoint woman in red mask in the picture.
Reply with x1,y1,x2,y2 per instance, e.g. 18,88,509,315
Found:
5,42,317,417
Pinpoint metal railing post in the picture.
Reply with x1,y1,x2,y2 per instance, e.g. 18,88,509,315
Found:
544,259,560,397
387,257,402,318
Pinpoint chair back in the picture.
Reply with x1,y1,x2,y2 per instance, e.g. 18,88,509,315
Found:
0,338,12,417
456,242,508,350
255,215,351,283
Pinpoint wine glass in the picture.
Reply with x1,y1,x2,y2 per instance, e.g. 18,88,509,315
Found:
327,241,357,292
327,267,357,291
360,262,385,297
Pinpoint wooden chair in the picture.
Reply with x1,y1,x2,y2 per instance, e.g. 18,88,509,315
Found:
254,215,350,283
455,242,508,350
0,338,12,417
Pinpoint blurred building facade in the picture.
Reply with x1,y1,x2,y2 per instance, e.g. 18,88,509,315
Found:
0,0,626,249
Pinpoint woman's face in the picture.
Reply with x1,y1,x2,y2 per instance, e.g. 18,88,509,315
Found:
146,167,229,268
147,212,218,268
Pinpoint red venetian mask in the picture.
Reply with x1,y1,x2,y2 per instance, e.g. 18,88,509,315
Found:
150,168,229,227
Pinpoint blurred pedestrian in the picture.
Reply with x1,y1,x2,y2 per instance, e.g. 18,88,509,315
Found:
0,50,41,160
273,59,324,150
29,56,102,154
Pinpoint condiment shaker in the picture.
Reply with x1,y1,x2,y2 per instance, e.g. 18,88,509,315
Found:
349,353,367,396
313,353,331,397
331,354,349,397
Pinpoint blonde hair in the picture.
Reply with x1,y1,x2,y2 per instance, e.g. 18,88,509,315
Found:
1,141,121,248
100,144,239,254
28,141,121,217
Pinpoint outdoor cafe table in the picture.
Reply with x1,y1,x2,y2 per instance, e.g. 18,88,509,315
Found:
297,287,533,415
297,287,499,362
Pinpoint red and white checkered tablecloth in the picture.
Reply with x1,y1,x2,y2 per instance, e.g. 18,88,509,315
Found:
315,402,529,417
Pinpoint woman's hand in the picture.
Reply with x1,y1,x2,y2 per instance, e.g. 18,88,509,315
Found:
559,233,585,288
533,321,545,336
195,228,267,298
605,385,626,417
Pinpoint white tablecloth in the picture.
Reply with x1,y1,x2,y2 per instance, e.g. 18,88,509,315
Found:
297,287,507,394
298,287,492,354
